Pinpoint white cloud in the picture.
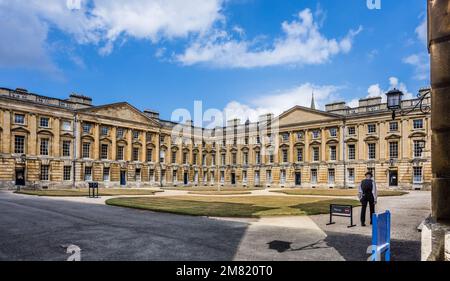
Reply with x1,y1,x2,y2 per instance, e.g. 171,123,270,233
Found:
223,83,341,122
403,16,430,81
0,0,225,68
403,53,429,81
177,9,362,68
415,17,427,46
366,77,414,103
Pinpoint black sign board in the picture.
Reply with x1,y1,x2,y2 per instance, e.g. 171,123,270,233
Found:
88,182,99,198
327,204,356,228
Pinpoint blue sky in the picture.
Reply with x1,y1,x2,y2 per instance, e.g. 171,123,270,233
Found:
0,0,429,122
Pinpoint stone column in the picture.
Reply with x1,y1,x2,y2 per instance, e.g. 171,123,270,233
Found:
429,0,450,220
421,0,450,262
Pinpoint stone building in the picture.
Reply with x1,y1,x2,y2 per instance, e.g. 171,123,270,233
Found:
0,86,431,190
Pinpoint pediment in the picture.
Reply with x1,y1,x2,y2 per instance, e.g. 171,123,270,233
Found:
278,106,340,126
78,103,160,127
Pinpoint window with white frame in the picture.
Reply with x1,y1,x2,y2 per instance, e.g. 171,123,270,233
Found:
413,119,424,130
62,120,72,131
101,126,109,136
297,148,303,162
14,135,25,154
347,168,355,183
82,142,91,159
117,146,124,161
82,123,92,134
84,167,92,181
132,147,140,162
63,166,71,181
328,169,335,184
413,167,423,183
14,114,25,125
329,128,338,137
133,131,140,140
312,130,320,139
242,171,248,183
220,171,225,183
414,141,425,158
256,152,261,164
39,117,50,128
117,128,125,138
221,154,226,165
40,138,49,156
146,148,153,162
193,153,198,165
311,169,318,184
330,146,337,161
243,152,248,165
368,143,376,160
101,144,109,160
368,124,377,134
254,171,260,184
62,140,71,157
40,165,50,181
389,142,399,160
103,167,110,182
348,144,356,160
390,122,399,132
368,168,376,180
183,152,188,164
282,149,288,163
312,147,320,162
160,150,166,163
348,126,356,136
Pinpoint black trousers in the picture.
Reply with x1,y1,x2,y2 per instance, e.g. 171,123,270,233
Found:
360,194,375,224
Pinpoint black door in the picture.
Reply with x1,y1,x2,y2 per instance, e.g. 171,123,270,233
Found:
184,173,189,185
120,171,127,186
295,172,302,186
389,170,398,187
231,173,236,185
15,168,26,186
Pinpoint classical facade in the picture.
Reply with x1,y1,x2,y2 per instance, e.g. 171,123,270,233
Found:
0,86,432,190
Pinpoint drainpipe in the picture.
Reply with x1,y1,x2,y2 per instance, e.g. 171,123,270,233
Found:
72,114,78,189
428,0,450,221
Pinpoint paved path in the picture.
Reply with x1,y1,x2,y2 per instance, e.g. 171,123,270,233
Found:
0,190,430,261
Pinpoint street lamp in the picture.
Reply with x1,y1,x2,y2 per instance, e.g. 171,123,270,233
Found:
386,88,432,120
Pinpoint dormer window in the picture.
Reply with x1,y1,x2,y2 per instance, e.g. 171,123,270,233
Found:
368,124,377,134
390,122,399,132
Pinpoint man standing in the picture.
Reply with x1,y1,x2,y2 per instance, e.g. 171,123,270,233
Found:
358,172,378,227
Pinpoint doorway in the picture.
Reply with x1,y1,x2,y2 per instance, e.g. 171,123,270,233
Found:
231,173,236,185
15,168,26,186
120,170,127,186
184,172,189,185
389,170,398,187
295,172,302,187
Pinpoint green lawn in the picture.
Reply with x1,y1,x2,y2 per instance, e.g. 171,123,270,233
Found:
106,196,360,218
188,191,252,195
165,187,262,192
270,189,408,197
16,188,162,197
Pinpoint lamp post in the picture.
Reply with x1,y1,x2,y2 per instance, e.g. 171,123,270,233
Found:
386,88,431,120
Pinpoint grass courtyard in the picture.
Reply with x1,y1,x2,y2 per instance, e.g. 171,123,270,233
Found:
105,195,360,218
270,189,408,197
16,188,162,197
